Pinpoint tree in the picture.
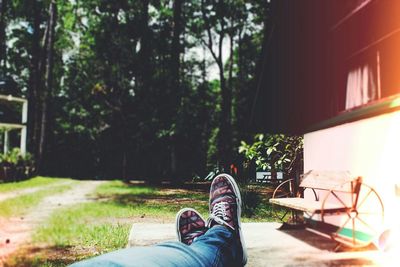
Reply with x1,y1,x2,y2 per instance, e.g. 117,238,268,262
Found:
27,0,43,160
0,0,7,69
198,0,233,169
169,0,183,177
1,0,267,181
37,0,57,171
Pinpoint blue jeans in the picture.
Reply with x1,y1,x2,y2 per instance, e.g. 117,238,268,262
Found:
70,225,241,267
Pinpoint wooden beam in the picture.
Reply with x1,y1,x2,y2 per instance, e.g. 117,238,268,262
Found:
0,94,26,103
0,122,25,129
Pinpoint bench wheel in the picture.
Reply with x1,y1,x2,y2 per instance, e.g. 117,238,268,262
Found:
271,179,317,225
321,181,384,248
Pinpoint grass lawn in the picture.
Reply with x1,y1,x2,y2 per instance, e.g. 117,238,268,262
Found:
0,183,74,217
0,177,65,193
5,180,277,266
0,177,77,218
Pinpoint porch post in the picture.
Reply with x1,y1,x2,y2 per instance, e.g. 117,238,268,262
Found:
3,130,9,154
20,100,28,155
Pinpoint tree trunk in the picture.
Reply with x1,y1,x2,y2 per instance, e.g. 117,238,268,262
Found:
218,62,232,169
122,145,127,181
139,0,151,90
28,0,42,161
38,0,57,172
171,0,182,90
200,0,233,170
217,14,232,169
170,0,183,178
0,0,7,69
234,29,243,140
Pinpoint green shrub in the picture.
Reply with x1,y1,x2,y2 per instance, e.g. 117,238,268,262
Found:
239,134,303,174
0,148,35,181
240,185,262,217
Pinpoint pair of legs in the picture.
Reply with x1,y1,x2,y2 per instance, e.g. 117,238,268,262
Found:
70,174,247,267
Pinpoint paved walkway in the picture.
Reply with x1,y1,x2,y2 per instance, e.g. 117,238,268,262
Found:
128,222,386,266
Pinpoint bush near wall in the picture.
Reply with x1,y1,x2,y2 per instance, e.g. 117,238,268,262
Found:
0,148,35,182
239,134,303,179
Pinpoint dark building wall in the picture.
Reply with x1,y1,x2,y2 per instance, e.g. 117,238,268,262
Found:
251,0,400,134
251,0,330,134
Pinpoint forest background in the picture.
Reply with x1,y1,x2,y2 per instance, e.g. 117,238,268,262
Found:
0,0,272,182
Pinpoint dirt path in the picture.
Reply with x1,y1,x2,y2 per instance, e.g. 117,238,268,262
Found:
0,180,72,202
0,180,105,264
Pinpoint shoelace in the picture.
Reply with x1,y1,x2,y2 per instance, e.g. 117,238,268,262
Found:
212,201,229,221
208,201,235,231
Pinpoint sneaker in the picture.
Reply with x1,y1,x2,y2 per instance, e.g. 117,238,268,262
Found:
207,173,247,266
176,208,207,245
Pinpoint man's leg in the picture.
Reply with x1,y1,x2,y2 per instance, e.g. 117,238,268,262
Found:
188,225,239,266
69,226,237,267
207,173,247,265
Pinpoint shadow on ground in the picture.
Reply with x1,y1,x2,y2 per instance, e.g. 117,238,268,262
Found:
4,245,93,267
95,183,210,207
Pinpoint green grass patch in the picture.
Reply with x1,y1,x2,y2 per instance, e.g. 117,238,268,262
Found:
242,203,276,222
239,184,278,222
0,176,65,193
32,180,212,261
95,180,276,222
94,180,209,216
0,183,74,217
34,203,131,250
33,180,275,254
8,180,277,266
95,180,209,202
95,181,157,196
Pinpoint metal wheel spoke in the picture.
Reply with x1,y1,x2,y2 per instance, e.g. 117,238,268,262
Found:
292,210,298,222
355,215,378,235
308,188,318,201
356,188,373,210
357,211,382,216
352,218,356,245
336,216,352,236
331,191,348,209
280,209,290,221
351,182,354,206
322,181,384,249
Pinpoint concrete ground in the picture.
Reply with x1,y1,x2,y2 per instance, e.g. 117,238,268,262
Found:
128,222,390,266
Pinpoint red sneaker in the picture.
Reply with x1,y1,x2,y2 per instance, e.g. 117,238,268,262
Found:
176,208,207,245
207,173,247,265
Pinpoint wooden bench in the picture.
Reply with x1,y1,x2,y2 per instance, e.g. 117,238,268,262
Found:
269,170,384,249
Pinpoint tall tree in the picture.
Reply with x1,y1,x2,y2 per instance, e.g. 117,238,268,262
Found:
170,0,183,177
1,0,267,181
0,0,6,69
27,0,43,159
138,0,152,91
38,0,57,171
171,0,183,91
200,0,233,169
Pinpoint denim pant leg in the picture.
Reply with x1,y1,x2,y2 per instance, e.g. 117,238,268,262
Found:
69,226,238,267
188,225,239,267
